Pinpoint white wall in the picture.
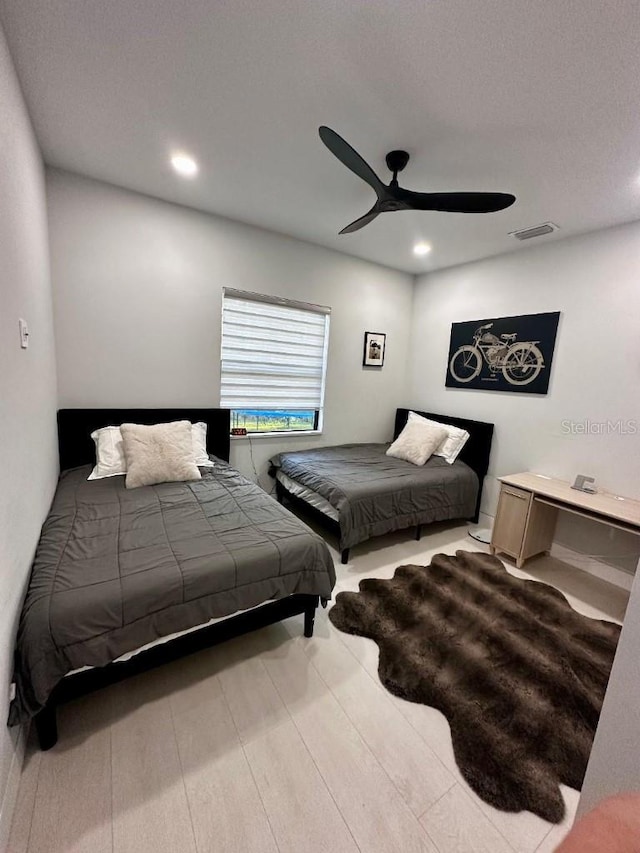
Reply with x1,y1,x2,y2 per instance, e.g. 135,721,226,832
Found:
408,222,640,575
46,169,414,485
0,26,58,849
578,553,640,816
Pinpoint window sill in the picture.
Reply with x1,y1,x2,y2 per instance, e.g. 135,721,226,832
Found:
230,430,323,440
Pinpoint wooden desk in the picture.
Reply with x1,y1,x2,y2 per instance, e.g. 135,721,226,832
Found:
490,473,640,568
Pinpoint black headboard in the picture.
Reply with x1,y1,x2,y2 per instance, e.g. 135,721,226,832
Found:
57,408,231,470
394,408,494,521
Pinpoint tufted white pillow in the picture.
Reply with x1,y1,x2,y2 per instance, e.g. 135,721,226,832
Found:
408,411,470,465
386,419,448,466
120,420,202,489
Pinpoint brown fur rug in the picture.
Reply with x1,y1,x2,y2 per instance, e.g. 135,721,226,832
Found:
329,550,621,823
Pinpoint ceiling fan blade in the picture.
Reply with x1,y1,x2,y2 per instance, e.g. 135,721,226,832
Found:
319,126,385,197
403,191,516,213
339,204,380,234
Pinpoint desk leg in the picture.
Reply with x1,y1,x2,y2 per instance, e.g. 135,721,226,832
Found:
521,501,558,565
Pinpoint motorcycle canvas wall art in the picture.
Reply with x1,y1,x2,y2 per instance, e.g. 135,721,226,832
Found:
445,311,560,394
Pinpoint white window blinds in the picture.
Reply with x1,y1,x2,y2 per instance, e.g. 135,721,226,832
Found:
220,289,330,411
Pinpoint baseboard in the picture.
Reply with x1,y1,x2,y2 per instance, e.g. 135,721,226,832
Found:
0,725,27,853
476,512,633,592
549,543,634,592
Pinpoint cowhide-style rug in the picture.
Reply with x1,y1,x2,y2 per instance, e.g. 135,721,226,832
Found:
329,550,621,823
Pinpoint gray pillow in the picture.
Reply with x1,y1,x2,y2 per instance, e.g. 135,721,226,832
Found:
120,420,202,489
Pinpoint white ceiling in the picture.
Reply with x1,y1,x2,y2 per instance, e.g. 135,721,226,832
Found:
2,0,640,273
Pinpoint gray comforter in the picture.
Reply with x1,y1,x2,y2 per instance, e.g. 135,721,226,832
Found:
9,460,335,724
270,443,478,550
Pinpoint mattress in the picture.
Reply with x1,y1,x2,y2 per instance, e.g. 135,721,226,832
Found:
270,443,478,550
66,598,277,676
10,460,335,724
275,471,339,521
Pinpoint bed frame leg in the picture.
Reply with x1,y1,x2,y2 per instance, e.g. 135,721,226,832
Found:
304,604,316,638
35,704,58,751
415,525,422,542
341,548,350,565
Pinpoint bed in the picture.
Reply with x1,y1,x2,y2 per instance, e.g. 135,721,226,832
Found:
270,407,494,563
10,408,335,750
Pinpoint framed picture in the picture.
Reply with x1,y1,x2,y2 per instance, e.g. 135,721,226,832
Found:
445,311,560,394
363,331,386,367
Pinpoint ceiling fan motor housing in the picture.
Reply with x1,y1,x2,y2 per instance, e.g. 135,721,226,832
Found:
386,150,410,174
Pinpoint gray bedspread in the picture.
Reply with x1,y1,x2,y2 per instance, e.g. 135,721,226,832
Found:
9,460,335,724
270,444,478,550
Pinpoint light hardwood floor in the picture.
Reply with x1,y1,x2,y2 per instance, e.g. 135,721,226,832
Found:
8,520,628,853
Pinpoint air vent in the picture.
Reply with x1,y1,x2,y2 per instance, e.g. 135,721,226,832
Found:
509,222,559,241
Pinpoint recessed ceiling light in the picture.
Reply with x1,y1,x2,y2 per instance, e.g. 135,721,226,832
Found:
170,152,198,178
413,241,431,256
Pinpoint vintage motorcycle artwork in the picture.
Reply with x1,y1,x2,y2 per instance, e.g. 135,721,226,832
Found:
449,322,545,386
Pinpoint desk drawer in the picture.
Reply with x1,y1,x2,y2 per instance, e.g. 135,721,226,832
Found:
501,485,531,503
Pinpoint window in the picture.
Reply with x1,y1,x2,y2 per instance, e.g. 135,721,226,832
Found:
221,288,330,434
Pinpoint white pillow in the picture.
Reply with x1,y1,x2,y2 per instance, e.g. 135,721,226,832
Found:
386,419,448,466
120,420,201,489
88,421,214,480
191,422,215,467
88,426,127,480
408,411,470,465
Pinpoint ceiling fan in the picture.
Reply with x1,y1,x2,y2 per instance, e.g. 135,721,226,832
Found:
319,126,516,234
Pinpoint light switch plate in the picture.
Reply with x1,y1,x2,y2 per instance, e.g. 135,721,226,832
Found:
19,318,29,348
